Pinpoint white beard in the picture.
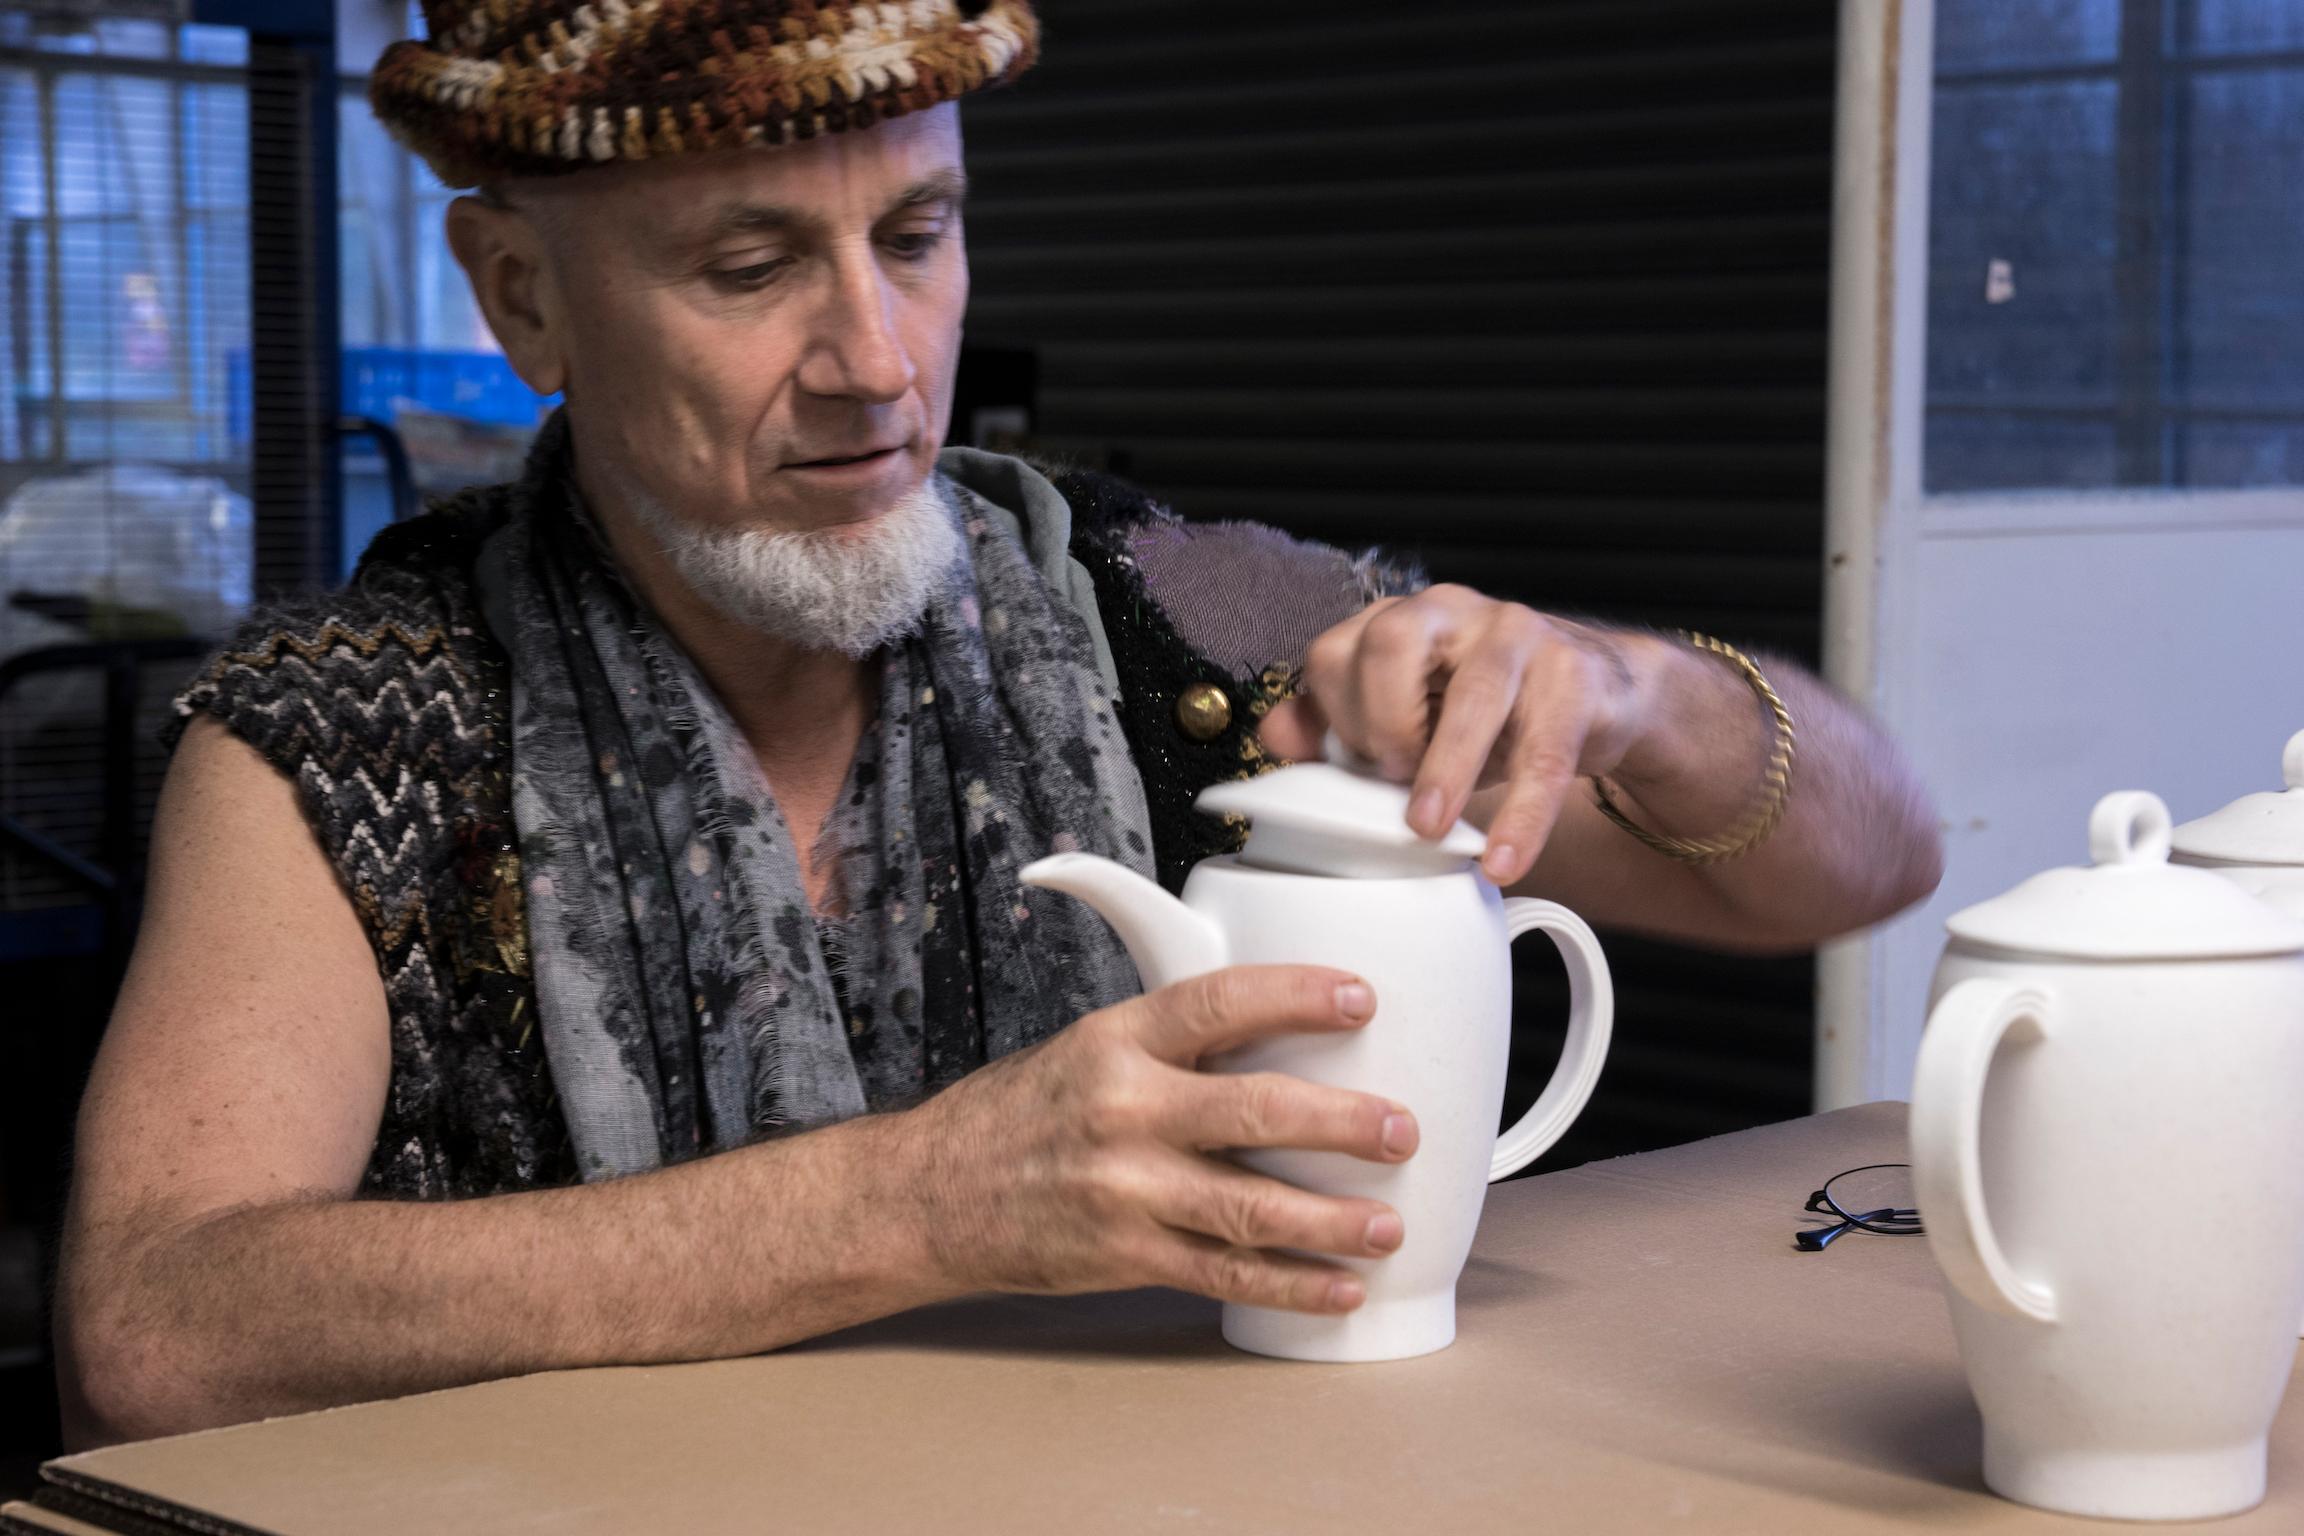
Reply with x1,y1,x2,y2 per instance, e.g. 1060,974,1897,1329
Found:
630,479,964,659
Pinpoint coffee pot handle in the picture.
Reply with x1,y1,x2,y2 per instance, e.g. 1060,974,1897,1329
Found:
1909,978,2060,1324
1491,899,1616,1181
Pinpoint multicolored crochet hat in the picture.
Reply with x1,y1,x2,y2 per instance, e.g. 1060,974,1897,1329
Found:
370,0,1039,190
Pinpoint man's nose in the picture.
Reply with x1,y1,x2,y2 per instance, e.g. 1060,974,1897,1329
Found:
795,247,917,405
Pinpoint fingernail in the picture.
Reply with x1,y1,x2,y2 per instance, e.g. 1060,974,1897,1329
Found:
1484,843,1517,881
1335,981,1375,1021
1364,1212,1404,1252
1410,787,1444,832
1382,1113,1417,1157
1327,1277,1366,1311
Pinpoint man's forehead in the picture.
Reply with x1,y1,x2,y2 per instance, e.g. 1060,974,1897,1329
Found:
661,165,972,244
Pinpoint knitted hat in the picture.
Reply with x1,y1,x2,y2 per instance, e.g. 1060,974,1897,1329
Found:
370,0,1039,190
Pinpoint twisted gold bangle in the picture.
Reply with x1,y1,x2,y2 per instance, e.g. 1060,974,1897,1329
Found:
1591,632,1796,866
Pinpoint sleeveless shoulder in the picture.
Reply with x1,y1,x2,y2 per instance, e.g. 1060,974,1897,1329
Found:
168,492,507,776
165,487,568,1198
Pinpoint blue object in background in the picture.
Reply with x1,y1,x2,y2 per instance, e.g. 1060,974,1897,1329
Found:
339,346,560,427
225,344,557,451
226,346,556,577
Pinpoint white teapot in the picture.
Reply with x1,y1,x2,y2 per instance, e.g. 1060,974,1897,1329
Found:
1021,751,1613,1363
2173,730,2304,1339
2173,729,2304,919
1910,791,2304,1521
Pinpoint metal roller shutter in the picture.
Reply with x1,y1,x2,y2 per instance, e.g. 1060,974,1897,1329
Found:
964,0,1836,1167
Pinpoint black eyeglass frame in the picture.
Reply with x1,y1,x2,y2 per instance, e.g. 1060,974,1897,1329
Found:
1795,1161,1923,1251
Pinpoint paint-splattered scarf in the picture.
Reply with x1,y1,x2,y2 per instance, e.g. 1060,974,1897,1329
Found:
478,419,1153,1179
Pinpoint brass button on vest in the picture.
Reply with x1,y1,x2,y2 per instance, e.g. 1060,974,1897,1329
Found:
1174,682,1233,742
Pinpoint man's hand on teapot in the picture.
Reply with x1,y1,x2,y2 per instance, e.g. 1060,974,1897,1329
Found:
1261,588,1652,887
905,966,1420,1315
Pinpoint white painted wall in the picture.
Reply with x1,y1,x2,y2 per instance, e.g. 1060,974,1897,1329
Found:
1863,509,2304,1101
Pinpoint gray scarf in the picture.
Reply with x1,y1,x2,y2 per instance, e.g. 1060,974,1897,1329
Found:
478,417,1153,1179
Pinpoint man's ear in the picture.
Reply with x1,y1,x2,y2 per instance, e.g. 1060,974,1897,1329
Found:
444,194,568,398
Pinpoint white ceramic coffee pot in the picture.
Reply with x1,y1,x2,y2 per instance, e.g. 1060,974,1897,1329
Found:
1021,751,1613,1363
1911,791,2304,1521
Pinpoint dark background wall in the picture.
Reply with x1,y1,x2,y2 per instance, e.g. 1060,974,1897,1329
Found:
961,0,1839,1168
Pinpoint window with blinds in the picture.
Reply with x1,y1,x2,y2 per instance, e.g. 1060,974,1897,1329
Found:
0,12,250,944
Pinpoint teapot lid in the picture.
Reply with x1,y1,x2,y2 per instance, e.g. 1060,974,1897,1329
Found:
1195,748,1488,879
2170,731,2304,867
1946,791,2304,960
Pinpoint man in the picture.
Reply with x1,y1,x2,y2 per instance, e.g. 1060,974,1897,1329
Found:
55,0,1941,1445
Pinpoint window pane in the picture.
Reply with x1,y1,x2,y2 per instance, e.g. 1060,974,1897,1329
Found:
21,226,48,402
2184,421,2304,486
1,68,43,219
88,18,167,60
1927,80,2120,406
1936,0,2120,74
177,24,248,66
52,74,172,219
2190,0,2304,55
0,66,38,459
188,212,248,460
1926,412,2121,493
1924,18,2304,494
2178,67,2304,415
182,83,247,211
59,220,175,405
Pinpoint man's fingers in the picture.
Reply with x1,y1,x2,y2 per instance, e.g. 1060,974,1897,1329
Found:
1409,627,1529,838
1478,679,1589,885
1159,1071,1417,1163
1146,1152,1406,1258
1256,695,1328,763
1144,1230,1369,1314
1347,599,1451,781
1130,966,1374,1066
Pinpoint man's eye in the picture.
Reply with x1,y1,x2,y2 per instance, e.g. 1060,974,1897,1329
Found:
884,230,947,260
709,258,792,291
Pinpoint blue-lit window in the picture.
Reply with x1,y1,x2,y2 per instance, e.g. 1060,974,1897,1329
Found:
1927,0,2304,492
1,18,252,467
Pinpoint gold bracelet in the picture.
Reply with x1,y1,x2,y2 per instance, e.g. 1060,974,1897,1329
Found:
1591,632,1796,866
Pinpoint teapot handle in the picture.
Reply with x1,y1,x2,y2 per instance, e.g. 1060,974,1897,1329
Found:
1491,899,1615,1180
1909,978,2060,1324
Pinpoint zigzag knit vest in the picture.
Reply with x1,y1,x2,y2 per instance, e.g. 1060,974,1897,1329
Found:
171,466,1402,1199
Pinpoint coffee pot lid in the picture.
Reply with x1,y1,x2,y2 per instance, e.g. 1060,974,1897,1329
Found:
1945,791,2304,960
2170,731,2304,866
1195,738,1488,878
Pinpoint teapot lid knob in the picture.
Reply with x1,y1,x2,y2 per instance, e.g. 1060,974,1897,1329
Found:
2089,790,2172,868
2284,730,2304,792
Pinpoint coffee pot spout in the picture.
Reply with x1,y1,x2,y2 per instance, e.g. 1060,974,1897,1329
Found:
1020,853,1226,990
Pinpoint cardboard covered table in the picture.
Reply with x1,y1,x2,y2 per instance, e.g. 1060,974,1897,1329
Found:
12,1102,2302,1534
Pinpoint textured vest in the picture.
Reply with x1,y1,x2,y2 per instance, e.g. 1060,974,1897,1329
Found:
172,465,1409,1199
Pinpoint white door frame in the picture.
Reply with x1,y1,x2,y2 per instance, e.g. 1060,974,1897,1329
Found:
1818,0,1935,1108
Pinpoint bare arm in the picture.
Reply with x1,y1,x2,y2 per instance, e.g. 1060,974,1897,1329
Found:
57,718,953,1442
1489,633,1942,952
1262,593,1942,954
60,720,1417,1444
